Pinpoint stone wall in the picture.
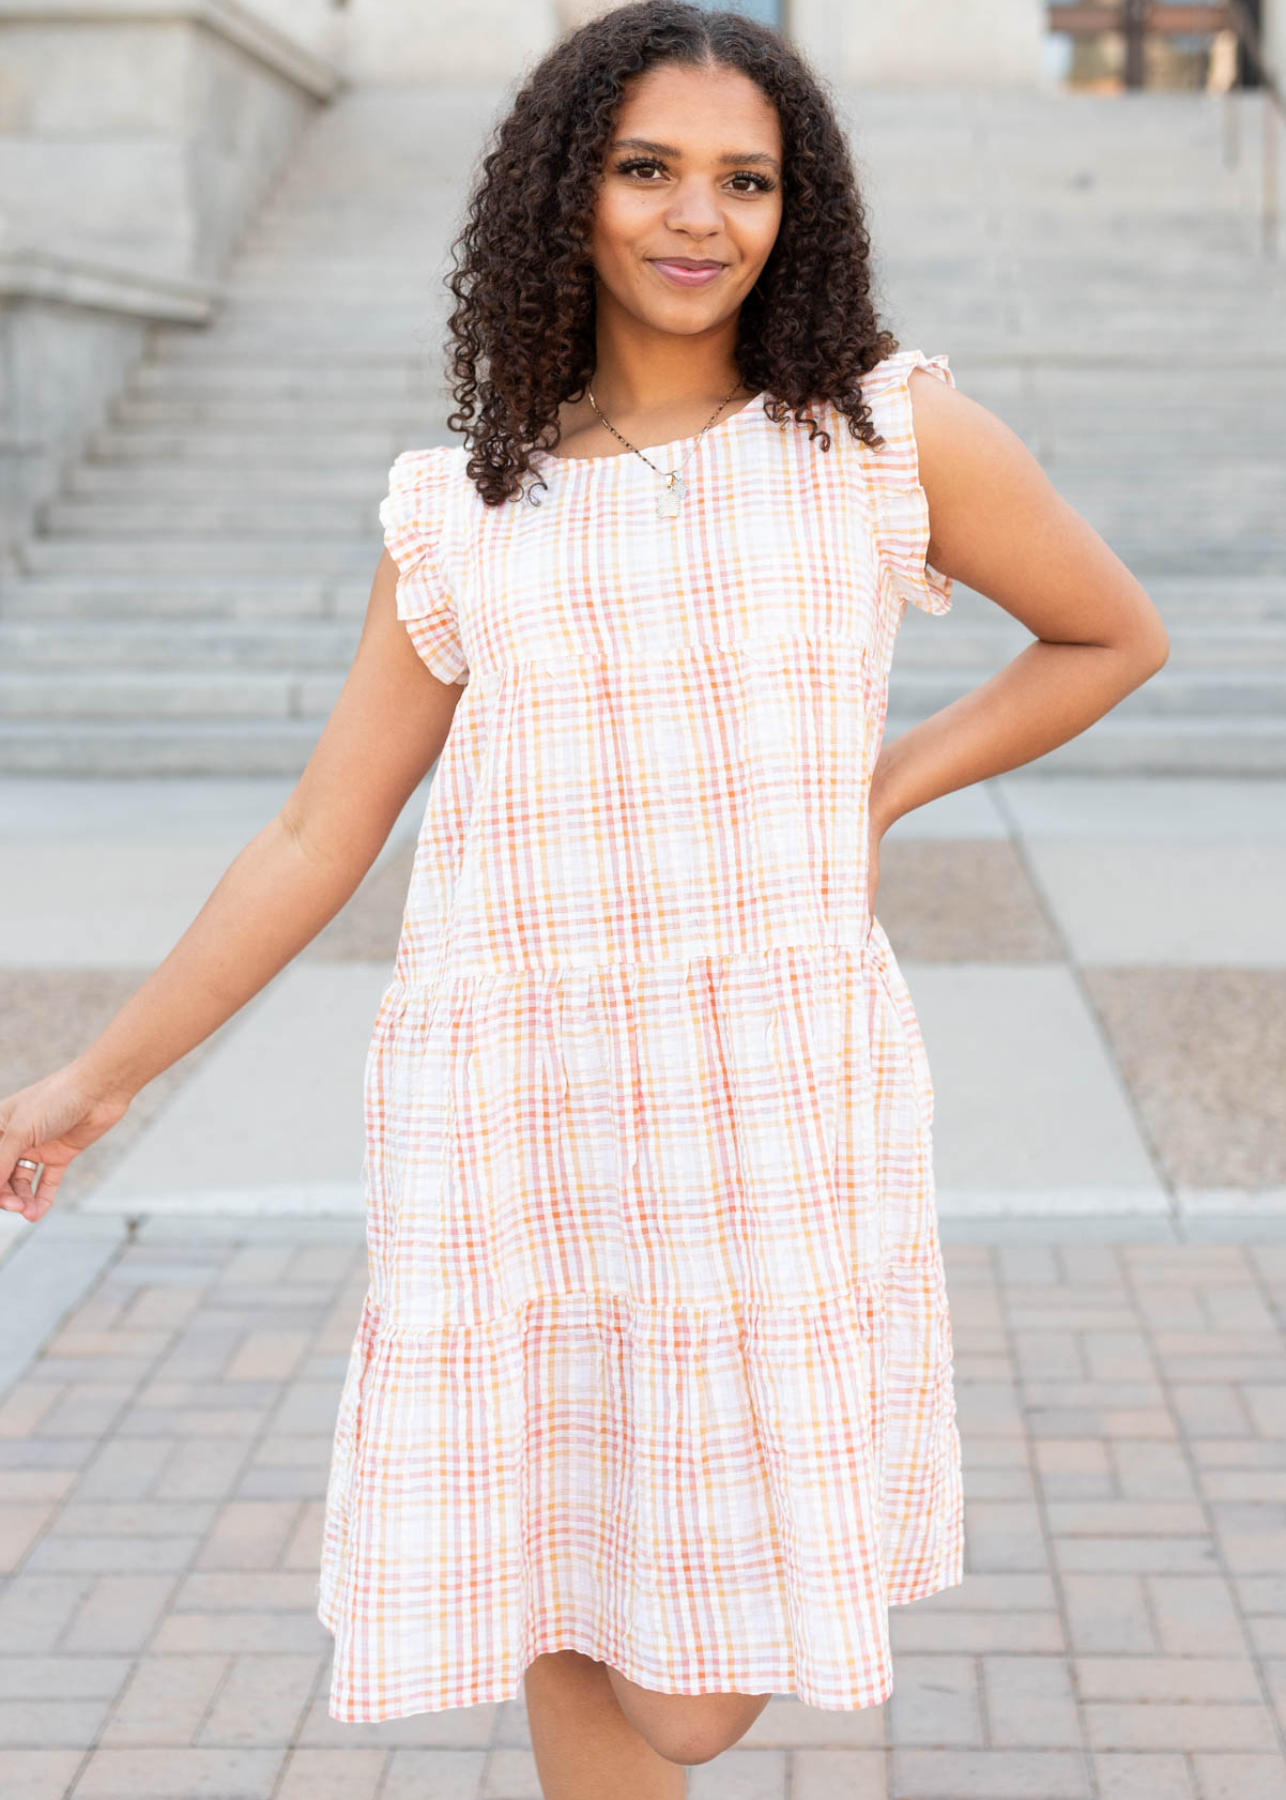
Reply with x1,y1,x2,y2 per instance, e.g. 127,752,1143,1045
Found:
0,0,341,568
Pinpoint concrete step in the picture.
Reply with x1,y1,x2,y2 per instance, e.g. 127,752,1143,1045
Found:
0,574,342,620
0,720,325,777
68,463,391,499
882,711,1286,776
0,619,358,670
85,427,407,463
0,668,342,722
38,497,377,537
130,360,432,397
19,537,375,576
887,666,1286,716
110,396,444,428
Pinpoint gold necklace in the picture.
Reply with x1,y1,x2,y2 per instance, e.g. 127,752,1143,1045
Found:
585,376,748,519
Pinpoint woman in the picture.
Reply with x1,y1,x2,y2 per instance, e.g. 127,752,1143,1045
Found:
0,2,1168,1791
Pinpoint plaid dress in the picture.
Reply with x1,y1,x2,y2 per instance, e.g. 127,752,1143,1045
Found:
317,347,965,1720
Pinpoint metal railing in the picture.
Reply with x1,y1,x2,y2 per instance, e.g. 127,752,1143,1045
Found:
1224,1,1282,254
1048,1,1284,254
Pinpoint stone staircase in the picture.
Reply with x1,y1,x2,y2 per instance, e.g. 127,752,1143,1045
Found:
1,84,1283,774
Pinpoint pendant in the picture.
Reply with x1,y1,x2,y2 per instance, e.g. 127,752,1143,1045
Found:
656,472,685,519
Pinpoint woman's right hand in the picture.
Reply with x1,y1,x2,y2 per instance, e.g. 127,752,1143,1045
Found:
0,1066,134,1224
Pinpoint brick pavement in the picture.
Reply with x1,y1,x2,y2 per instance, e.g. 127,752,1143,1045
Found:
1,1216,1286,1798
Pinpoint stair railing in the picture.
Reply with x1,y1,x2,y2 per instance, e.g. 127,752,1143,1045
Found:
1221,1,1282,255
1048,4,1282,255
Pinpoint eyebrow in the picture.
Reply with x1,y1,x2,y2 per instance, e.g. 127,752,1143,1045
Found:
608,136,781,173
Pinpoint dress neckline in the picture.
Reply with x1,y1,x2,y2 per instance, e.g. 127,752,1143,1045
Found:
530,387,770,472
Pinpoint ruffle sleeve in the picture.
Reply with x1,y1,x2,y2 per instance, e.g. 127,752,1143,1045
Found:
861,348,955,617
378,447,470,686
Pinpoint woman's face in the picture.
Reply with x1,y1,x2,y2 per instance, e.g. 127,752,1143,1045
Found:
589,60,783,338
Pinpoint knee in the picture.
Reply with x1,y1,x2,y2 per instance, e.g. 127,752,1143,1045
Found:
650,1726,729,1766
645,1695,774,1766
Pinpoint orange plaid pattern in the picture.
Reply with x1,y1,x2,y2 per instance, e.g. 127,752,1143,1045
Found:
317,349,965,1720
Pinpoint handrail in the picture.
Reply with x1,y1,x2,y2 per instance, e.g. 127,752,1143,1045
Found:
1222,1,1282,255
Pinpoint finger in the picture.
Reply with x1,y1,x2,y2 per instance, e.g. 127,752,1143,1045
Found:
2,1160,47,1217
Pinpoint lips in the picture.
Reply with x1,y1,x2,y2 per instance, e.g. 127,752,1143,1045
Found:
649,259,728,288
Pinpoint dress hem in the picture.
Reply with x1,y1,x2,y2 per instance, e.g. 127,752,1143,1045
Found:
318,1554,967,1722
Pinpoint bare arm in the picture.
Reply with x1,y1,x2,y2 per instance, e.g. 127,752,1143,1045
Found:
869,369,1170,832
1,549,462,1215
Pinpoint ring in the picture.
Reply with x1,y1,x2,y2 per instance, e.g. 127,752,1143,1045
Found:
16,1158,42,1172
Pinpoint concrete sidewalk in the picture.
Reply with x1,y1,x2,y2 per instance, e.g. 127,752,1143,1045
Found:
1,1209,1285,1798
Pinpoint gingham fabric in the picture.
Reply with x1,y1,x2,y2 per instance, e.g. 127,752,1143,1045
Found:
317,347,966,1721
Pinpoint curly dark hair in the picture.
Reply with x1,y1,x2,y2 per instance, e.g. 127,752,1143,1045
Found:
440,0,899,507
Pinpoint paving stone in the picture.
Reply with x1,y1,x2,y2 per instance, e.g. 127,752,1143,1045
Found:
117,1404,268,1438
740,1692,884,1746
1045,1501,1207,1536
54,1500,217,1538
234,1465,329,1500
196,1653,322,1746
72,1438,175,1500
99,1655,229,1747
1242,1386,1286,1437
0,1655,131,1701
982,1654,1081,1748
61,1574,177,1654
119,1286,208,1331
287,1246,360,1285
1084,1702,1280,1752
1053,1537,1222,1576
1093,1751,1196,1798
273,1746,388,1799
0,1751,86,1800
959,1501,1051,1571
886,1653,982,1746
70,1745,286,1798
281,1501,325,1570
296,1691,496,1748
150,1611,329,1655
23,1533,201,1574
0,1573,95,1652
0,1384,66,1437
173,1572,319,1612
1074,1657,1261,1701
890,1747,1091,1797
376,1747,494,1797
153,1437,251,1500
0,1500,56,1571
792,1748,887,1797
195,1500,303,1571
686,1748,788,1797
891,1609,1067,1654
1110,1440,1198,1500
1061,1575,1157,1653
0,1468,77,1501
224,1332,310,1382
1190,1753,1286,1799
1148,1576,1252,1656
0,1697,114,1747
217,1248,297,1289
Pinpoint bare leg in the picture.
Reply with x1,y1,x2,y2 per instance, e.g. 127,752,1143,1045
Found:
523,1650,686,1799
